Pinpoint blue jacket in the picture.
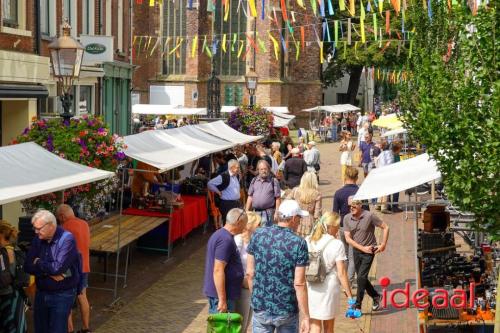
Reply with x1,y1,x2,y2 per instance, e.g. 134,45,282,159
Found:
25,226,81,292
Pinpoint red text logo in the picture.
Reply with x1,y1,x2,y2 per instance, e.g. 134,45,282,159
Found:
379,277,475,309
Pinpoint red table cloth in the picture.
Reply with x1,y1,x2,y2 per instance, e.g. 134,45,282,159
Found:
122,195,208,243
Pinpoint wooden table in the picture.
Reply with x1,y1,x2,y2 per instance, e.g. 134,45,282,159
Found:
90,214,167,252
89,214,168,300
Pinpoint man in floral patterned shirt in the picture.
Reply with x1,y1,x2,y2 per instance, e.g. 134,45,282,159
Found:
247,200,310,333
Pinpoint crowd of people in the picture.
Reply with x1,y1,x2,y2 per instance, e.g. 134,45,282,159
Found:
203,127,402,332
0,109,405,333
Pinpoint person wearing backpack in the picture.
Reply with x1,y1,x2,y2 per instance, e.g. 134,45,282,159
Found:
208,159,242,225
25,210,81,333
305,212,354,333
0,220,27,333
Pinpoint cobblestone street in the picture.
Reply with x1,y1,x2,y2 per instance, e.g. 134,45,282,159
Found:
94,139,417,333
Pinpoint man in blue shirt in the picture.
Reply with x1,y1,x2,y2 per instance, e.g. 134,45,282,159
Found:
203,208,247,313
359,133,376,177
247,200,310,333
208,159,241,224
25,210,81,333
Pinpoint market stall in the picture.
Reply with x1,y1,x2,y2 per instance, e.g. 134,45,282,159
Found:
0,142,114,204
132,104,207,116
120,122,262,256
353,154,497,332
302,104,361,141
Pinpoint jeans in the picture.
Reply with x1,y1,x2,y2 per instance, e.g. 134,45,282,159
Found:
255,209,275,227
34,288,77,333
340,229,356,282
207,297,236,314
330,125,337,141
253,311,298,333
353,250,379,309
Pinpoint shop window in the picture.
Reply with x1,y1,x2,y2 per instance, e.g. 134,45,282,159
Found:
82,0,95,35
214,0,246,76
40,0,56,36
40,86,94,117
162,0,187,75
78,86,93,115
2,0,19,28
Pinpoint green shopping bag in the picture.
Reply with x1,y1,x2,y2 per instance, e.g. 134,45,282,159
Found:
206,312,242,333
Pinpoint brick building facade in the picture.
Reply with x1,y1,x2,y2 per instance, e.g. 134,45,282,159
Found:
132,0,322,117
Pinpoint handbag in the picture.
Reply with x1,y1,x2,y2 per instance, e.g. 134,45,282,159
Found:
207,312,242,333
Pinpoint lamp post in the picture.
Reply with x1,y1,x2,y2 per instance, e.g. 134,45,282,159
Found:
48,20,84,121
245,68,258,109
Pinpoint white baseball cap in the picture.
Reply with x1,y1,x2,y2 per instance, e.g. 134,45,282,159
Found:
278,200,309,218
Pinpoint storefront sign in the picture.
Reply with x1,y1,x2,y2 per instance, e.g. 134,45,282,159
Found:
85,43,106,54
79,36,114,65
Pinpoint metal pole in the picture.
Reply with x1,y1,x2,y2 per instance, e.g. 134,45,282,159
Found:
113,169,126,300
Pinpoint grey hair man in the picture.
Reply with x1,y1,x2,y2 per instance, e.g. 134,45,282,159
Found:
246,160,282,227
203,208,247,313
25,210,82,333
208,159,242,225
247,200,311,332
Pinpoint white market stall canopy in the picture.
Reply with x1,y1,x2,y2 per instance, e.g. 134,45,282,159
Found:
0,142,114,205
353,153,441,200
132,104,207,116
197,120,263,145
302,104,361,113
124,121,261,171
273,113,296,127
221,106,290,116
382,128,408,137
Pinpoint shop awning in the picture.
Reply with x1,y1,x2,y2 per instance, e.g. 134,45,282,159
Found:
353,154,441,200
197,120,263,145
124,130,212,172
132,104,207,116
0,84,48,99
0,142,114,205
302,104,360,113
273,113,296,127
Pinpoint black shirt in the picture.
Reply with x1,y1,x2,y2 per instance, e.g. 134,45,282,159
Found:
283,157,308,189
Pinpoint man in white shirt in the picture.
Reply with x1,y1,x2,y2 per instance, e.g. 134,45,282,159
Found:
303,141,321,174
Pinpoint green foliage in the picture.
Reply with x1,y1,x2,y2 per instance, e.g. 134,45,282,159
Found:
323,8,408,87
400,2,500,237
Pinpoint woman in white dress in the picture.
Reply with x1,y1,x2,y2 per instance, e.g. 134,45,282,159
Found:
306,212,354,333
339,131,356,184
234,212,261,332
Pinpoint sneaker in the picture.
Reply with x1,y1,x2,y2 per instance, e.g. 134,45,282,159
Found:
372,296,381,311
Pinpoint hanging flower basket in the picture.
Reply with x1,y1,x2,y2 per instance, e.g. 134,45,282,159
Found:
227,105,274,137
15,116,127,219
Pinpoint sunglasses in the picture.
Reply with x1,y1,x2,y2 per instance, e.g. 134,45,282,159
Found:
237,209,246,222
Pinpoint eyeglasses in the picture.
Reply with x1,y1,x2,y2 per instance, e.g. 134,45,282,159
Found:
33,222,50,233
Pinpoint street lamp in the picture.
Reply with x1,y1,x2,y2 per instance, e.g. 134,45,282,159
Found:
245,68,258,108
48,20,84,121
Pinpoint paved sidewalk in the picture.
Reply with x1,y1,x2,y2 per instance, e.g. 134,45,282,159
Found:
94,140,417,333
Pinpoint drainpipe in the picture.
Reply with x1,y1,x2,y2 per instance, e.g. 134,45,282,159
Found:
129,0,134,134
34,0,43,118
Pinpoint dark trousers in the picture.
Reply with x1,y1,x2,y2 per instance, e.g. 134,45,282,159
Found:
391,192,400,209
219,199,241,224
34,288,76,333
353,249,379,308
